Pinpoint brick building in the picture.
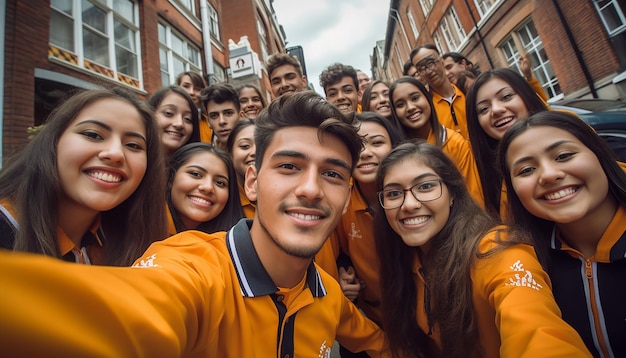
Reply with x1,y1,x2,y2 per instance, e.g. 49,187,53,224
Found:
377,0,626,101
1,0,286,161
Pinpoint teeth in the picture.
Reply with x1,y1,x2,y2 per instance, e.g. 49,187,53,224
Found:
401,216,429,225
88,171,122,183
166,131,183,137
246,160,256,166
190,196,211,205
408,112,422,120
544,187,577,200
358,163,376,168
494,117,513,128
290,213,321,221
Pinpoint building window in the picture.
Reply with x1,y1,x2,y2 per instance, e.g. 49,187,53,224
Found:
213,62,226,83
499,20,561,98
432,32,445,55
159,22,203,86
49,0,141,83
174,0,195,16
437,6,467,52
594,0,626,35
208,2,220,39
474,0,498,18
256,14,269,62
407,7,419,39
418,0,434,17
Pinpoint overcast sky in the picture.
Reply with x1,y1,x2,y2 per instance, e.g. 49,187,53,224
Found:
272,0,389,95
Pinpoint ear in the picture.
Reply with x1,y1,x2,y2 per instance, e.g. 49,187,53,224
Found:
244,165,258,202
341,181,353,215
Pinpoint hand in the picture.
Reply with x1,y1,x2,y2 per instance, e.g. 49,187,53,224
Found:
519,54,533,80
339,266,361,302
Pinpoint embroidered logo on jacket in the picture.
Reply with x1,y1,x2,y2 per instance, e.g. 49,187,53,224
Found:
504,259,543,291
348,222,362,240
318,340,332,358
132,253,160,268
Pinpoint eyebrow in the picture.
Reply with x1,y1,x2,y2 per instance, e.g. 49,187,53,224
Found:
75,119,147,142
271,150,351,171
511,140,574,167
476,87,513,107
383,172,437,188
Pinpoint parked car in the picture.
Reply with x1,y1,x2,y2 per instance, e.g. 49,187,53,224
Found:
549,98,626,161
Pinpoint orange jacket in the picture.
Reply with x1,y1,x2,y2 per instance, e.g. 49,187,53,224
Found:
410,227,591,357
431,84,469,139
0,219,388,357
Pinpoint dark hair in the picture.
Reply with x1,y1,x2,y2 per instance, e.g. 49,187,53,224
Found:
319,63,359,92
498,111,626,266
409,43,440,66
266,52,303,78
167,142,243,233
0,87,168,266
201,83,241,112
374,140,520,357
236,84,268,109
175,71,207,89
361,80,390,114
402,59,415,76
389,76,443,147
355,111,404,148
456,70,477,95
254,91,363,172
148,85,201,145
465,68,549,218
442,52,480,76
226,118,255,155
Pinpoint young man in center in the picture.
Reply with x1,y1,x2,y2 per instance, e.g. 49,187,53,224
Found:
266,52,308,99
0,91,389,358
320,63,361,123
411,44,469,139
201,83,241,150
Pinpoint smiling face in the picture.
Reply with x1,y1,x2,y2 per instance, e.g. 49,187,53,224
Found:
238,87,264,119
270,64,307,98
178,75,203,108
367,83,391,119
56,98,147,218
155,92,194,156
231,125,256,184
245,126,352,259
324,76,360,116
475,78,530,140
391,82,432,138
354,121,393,186
207,100,240,148
170,151,230,230
442,57,467,85
506,126,614,226
382,157,451,249
411,47,446,89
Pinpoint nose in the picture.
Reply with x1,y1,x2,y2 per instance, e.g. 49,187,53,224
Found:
218,113,227,125
538,163,564,186
99,139,125,165
172,114,184,129
491,100,506,115
294,167,323,201
198,178,215,194
359,145,373,160
401,189,422,210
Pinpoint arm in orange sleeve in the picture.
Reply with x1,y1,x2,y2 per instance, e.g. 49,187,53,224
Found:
0,233,228,357
473,231,592,357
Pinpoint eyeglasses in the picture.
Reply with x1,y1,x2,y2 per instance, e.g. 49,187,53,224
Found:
415,57,440,75
377,178,444,209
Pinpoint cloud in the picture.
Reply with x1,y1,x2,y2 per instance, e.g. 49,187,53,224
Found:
273,0,389,94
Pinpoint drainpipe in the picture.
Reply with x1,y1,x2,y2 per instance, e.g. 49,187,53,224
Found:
200,1,215,85
463,0,494,69
551,0,598,98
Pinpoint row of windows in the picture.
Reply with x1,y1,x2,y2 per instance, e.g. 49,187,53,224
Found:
49,0,222,89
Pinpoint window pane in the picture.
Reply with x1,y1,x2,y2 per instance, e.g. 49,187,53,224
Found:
161,72,170,86
50,10,74,50
113,0,134,23
83,27,109,65
116,45,137,77
51,0,73,14
114,20,135,51
158,23,166,43
171,34,184,55
187,44,199,65
82,0,106,33
173,56,185,78
160,48,168,71
601,6,624,31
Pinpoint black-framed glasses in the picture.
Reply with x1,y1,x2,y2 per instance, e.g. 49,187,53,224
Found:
377,178,444,209
415,57,440,75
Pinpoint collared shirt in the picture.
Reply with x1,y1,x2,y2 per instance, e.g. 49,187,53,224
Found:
431,84,469,139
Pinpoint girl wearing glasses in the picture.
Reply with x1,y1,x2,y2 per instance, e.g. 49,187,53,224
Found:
373,140,590,357
389,76,484,206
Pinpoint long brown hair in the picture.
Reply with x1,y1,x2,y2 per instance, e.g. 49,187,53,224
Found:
0,87,168,266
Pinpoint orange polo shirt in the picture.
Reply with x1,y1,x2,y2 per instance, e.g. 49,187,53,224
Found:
431,84,469,139
238,183,256,219
199,112,214,144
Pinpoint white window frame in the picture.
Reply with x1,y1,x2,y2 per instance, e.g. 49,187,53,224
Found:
418,0,434,17
474,0,497,18
499,20,561,99
437,6,466,52
158,22,203,86
593,0,626,36
49,0,142,83
208,2,220,39
407,7,419,39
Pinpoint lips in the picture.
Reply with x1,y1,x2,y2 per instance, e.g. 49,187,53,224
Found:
494,117,514,128
189,195,214,207
86,170,124,183
401,215,430,225
543,186,579,201
165,130,184,138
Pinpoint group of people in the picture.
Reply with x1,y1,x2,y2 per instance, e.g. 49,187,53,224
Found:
0,44,624,358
